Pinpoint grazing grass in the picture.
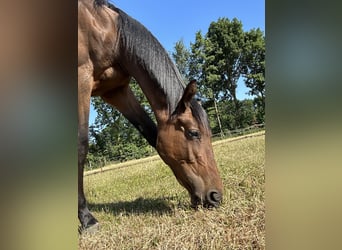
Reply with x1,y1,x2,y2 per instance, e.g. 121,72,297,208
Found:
79,132,265,249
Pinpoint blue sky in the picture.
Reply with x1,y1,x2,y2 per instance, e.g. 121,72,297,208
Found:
89,0,265,124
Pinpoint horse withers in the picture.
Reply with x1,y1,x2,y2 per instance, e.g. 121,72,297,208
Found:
78,0,223,230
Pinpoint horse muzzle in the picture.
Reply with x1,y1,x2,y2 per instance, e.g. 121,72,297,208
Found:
191,189,222,208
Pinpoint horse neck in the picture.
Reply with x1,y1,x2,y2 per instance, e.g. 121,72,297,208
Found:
116,7,186,125
119,46,185,125
128,66,179,125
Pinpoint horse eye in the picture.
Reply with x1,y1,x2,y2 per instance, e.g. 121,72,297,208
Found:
187,130,201,139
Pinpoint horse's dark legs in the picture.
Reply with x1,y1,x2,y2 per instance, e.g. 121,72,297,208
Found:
78,68,98,230
78,136,98,229
102,85,157,148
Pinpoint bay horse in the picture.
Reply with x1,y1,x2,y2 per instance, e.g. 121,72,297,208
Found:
78,0,223,229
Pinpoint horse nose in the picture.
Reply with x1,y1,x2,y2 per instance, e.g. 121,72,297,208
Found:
206,189,222,207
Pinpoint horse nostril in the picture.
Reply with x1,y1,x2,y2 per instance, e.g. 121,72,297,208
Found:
207,190,222,205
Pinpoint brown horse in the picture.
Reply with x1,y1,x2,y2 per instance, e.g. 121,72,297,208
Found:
78,0,223,229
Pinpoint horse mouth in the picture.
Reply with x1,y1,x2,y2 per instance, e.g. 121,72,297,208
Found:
191,190,222,209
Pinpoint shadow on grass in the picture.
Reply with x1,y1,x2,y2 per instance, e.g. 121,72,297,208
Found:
88,197,175,216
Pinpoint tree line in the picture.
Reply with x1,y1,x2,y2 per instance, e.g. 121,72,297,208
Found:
87,17,265,169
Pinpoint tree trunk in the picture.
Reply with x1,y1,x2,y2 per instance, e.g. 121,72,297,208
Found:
213,98,224,138
229,81,240,129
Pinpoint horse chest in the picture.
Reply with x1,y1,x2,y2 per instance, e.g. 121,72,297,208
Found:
91,66,130,96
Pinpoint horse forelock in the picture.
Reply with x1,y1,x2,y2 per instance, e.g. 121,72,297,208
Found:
190,99,211,134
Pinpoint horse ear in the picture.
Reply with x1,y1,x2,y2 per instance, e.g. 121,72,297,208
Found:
180,80,197,107
173,80,197,115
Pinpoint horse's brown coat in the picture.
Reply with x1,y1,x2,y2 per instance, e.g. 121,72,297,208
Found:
78,0,223,229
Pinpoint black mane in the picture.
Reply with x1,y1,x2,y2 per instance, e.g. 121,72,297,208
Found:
117,9,185,112
94,0,210,133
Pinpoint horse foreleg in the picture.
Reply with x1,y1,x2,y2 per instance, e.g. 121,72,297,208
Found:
78,69,98,230
78,132,98,230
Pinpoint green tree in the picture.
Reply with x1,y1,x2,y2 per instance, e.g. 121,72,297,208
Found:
173,18,264,133
243,28,265,123
172,39,190,79
204,18,246,129
243,28,265,99
188,31,205,83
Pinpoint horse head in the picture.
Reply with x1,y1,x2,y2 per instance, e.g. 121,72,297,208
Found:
156,80,223,208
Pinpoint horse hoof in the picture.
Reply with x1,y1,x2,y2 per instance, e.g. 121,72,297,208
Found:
79,222,100,234
85,222,100,233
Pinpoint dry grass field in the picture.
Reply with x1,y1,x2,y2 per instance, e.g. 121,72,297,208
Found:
79,132,265,249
